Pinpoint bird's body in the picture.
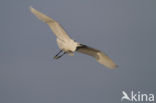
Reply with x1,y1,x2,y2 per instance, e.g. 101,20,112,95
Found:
57,38,78,53
30,7,118,69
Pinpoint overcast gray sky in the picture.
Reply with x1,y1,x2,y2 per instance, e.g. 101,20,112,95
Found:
0,0,156,103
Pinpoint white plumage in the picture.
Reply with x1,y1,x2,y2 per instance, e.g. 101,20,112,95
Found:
30,7,118,69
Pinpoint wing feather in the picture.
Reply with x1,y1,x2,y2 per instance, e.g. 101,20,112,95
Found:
76,45,118,69
30,7,71,40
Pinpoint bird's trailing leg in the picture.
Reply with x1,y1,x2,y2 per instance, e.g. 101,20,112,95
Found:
54,52,66,59
53,49,63,59
53,50,66,59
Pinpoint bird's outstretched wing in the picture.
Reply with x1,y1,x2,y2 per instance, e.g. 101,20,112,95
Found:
76,45,118,69
30,7,71,41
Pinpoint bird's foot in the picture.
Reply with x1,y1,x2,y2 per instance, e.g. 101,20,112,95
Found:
53,56,60,59
53,52,66,59
53,56,57,59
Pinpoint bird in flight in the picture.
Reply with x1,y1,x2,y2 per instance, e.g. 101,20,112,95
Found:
30,7,118,69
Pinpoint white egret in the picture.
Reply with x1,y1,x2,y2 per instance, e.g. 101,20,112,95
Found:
30,7,118,69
